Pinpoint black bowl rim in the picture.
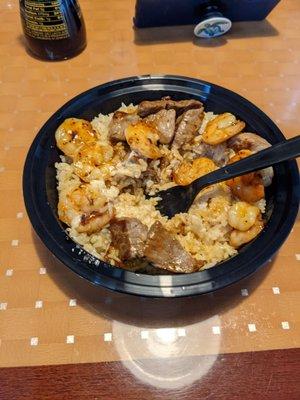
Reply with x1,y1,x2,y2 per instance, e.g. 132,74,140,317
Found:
23,74,300,297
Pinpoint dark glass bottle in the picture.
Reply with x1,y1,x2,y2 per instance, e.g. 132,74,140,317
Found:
19,0,86,61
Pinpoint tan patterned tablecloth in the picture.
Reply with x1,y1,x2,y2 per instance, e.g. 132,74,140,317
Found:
0,0,299,368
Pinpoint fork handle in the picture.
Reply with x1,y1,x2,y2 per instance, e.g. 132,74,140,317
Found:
192,135,300,191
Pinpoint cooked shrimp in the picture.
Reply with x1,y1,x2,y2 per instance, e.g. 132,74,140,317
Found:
75,142,127,182
72,142,114,181
228,132,273,187
228,202,260,231
228,177,264,203
75,142,114,166
125,122,161,159
58,184,113,234
173,157,216,186
226,150,265,203
202,113,245,145
77,211,113,234
230,216,264,248
227,149,254,184
228,149,252,162
69,185,107,213
55,118,99,158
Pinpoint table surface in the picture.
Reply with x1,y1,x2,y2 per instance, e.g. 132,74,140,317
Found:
0,0,299,399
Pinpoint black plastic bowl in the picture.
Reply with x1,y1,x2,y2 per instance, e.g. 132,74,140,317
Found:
23,75,299,297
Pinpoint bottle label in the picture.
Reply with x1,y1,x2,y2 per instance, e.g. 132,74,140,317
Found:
21,0,70,40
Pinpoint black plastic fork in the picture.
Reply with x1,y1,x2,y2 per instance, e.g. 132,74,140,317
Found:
154,135,300,218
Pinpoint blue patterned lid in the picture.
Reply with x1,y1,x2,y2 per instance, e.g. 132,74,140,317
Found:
194,16,232,38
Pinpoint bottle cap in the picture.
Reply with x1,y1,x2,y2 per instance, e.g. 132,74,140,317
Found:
194,16,232,38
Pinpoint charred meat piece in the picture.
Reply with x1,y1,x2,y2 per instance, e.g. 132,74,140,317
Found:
144,221,201,273
110,218,148,260
137,99,167,118
167,99,204,116
172,108,204,148
137,97,203,118
108,111,140,141
144,109,176,144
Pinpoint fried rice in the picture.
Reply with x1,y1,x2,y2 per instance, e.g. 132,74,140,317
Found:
55,104,267,272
